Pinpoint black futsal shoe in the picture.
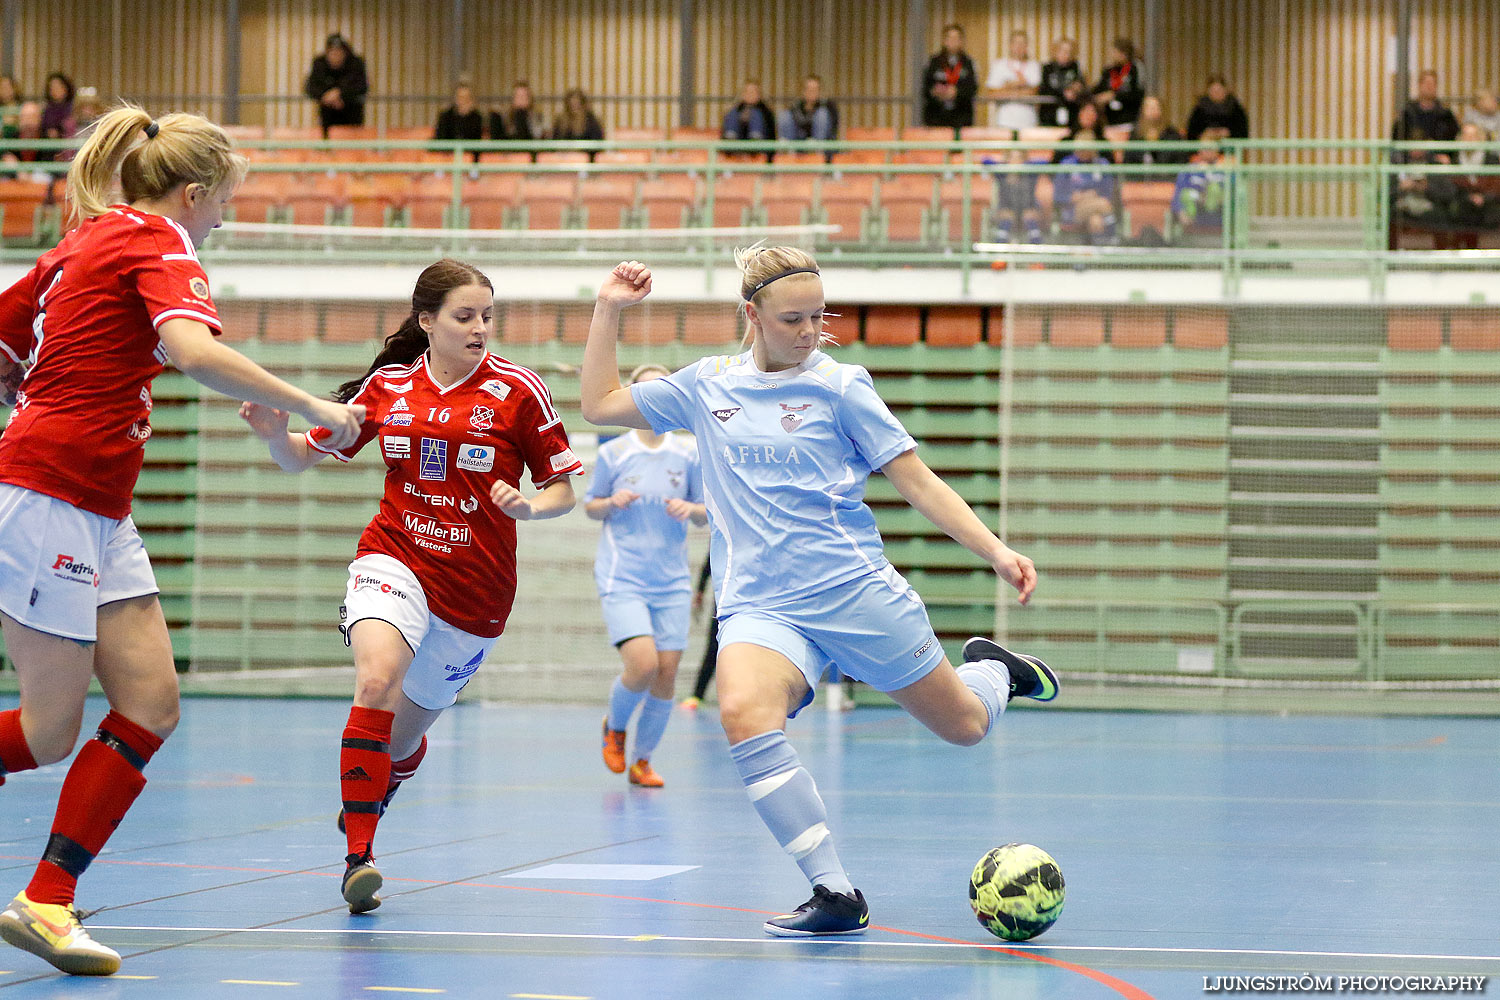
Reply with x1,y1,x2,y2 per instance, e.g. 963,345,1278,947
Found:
341,851,383,914
961,637,1059,703
763,885,869,937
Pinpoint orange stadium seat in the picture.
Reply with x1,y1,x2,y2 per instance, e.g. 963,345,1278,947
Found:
500,301,559,344
822,305,859,346
1049,308,1106,346
670,126,718,142
478,151,536,165
640,175,697,229
284,174,347,226
895,126,954,166
559,302,599,344
1173,308,1230,348
0,179,48,241
681,302,742,345
776,152,826,166
1000,306,1045,346
938,177,994,243
846,127,897,142
958,126,1013,143
864,305,921,346
1018,126,1068,162
1121,181,1175,237
829,149,887,165
214,300,261,343
925,306,983,347
621,304,682,345
595,150,652,166
261,301,319,343
706,173,757,228
516,177,577,229
819,174,876,243
578,176,638,229
879,175,935,243
406,175,457,229
535,151,591,166
759,174,818,227
1110,307,1168,347
1447,309,1500,350
322,302,386,344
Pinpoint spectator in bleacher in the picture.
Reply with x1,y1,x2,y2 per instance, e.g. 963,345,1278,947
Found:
1172,143,1232,240
984,30,1041,132
304,33,368,136
491,81,538,141
922,24,978,130
1038,38,1085,129
1053,100,1104,161
1451,122,1500,229
1392,146,1457,231
434,81,484,143
1393,69,1459,144
1464,88,1500,140
37,73,75,161
1090,38,1144,126
1123,95,1186,174
550,88,605,142
1054,134,1119,244
1186,75,1249,141
0,76,22,141
71,87,103,132
986,146,1043,244
720,79,776,142
779,75,838,142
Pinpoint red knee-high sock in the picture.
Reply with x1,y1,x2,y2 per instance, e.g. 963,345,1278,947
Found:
341,706,393,859
0,708,39,787
388,735,427,795
26,710,163,905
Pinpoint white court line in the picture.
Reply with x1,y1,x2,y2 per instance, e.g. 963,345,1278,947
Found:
86,925,1500,963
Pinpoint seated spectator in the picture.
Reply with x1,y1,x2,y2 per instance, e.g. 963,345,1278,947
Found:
984,146,1043,243
549,88,604,142
435,81,484,142
72,86,104,132
491,80,539,140
1465,88,1500,140
1393,69,1459,145
1451,123,1500,229
1038,38,1084,129
39,72,76,160
1186,75,1249,141
1172,143,1232,239
779,75,838,141
1053,101,1103,161
0,76,22,140
1124,95,1186,173
984,30,1041,132
1091,38,1144,126
1392,147,1459,231
922,24,978,130
305,33,368,135
2,101,42,178
721,79,776,141
1054,134,1118,244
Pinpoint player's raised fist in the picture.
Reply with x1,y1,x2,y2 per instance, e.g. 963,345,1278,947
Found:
597,260,653,306
491,481,534,520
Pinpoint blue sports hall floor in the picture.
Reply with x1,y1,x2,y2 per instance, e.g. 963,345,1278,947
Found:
0,695,1496,999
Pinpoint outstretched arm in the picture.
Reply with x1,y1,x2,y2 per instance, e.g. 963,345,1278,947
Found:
580,261,654,430
881,449,1035,604
239,402,330,473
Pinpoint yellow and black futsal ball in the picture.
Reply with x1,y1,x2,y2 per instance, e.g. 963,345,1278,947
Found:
968,843,1066,941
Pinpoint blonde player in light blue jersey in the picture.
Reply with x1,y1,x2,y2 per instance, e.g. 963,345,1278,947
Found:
586,363,707,788
579,247,1059,937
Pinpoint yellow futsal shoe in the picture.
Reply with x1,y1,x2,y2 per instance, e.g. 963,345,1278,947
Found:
628,758,664,788
0,891,122,976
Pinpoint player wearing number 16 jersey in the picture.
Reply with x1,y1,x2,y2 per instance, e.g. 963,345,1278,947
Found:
241,259,582,915
0,106,363,977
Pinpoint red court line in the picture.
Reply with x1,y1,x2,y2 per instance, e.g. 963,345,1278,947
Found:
27,856,1155,998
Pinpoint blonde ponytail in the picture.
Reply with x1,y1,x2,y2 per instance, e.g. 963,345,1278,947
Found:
66,104,247,225
732,243,834,347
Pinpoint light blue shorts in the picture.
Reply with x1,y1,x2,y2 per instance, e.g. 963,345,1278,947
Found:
717,567,944,716
599,590,692,651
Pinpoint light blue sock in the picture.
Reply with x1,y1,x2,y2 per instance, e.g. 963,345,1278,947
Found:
632,695,673,761
729,731,854,895
607,676,647,732
955,658,1010,735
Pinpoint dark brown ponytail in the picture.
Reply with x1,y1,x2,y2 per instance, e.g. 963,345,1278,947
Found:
334,258,493,402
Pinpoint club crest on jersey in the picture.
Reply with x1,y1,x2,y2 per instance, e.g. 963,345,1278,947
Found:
712,406,742,423
668,469,684,488
383,436,411,459
420,438,448,481
457,444,495,473
470,405,494,431
779,402,813,433
479,379,511,401
188,276,210,299
384,380,414,393
389,397,410,412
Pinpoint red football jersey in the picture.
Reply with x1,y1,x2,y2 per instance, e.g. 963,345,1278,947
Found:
308,351,582,638
0,206,221,519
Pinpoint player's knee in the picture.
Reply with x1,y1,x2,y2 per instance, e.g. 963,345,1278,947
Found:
717,692,775,744
353,669,403,709
26,715,83,766
944,716,988,747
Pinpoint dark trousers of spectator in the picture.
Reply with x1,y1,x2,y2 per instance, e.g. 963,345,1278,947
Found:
691,617,720,701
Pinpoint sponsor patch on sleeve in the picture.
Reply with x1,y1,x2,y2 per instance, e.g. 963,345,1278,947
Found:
550,448,580,472
189,276,210,299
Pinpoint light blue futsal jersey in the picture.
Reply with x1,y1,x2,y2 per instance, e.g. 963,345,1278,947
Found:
586,431,703,595
630,349,916,617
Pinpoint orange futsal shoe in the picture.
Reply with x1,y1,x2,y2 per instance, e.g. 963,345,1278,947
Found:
628,758,664,788
601,718,627,774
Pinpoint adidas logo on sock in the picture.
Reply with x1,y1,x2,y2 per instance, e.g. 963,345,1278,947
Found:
341,766,372,781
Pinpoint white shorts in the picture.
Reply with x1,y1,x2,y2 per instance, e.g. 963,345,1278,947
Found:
340,553,498,711
599,590,691,651
0,483,159,642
